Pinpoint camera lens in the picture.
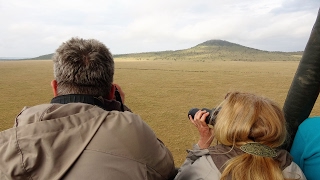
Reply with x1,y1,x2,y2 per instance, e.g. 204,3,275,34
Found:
188,108,212,124
188,107,221,125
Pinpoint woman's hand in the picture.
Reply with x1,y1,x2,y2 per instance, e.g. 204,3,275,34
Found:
189,110,214,149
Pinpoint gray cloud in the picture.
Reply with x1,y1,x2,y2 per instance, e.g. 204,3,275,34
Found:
0,0,319,57
272,0,319,13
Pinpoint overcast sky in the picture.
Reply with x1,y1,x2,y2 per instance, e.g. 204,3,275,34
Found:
0,0,319,58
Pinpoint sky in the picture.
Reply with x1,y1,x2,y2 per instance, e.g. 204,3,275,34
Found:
0,0,319,58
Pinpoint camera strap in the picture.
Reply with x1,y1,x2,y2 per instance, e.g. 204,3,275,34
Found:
50,94,124,112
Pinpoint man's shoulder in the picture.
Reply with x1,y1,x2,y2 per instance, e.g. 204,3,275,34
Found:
15,103,112,127
296,116,320,142
304,116,320,122
299,116,320,129
99,110,151,132
85,108,161,161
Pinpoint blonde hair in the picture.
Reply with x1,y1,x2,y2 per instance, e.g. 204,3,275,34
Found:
214,92,289,180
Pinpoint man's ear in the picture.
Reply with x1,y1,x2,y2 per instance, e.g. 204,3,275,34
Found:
51,80,58,97
106,84,116,100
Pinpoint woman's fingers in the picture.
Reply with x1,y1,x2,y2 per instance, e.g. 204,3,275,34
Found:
190,110,209,127
190,110,213,149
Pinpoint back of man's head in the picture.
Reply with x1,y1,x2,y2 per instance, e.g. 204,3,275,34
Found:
52,37,114,97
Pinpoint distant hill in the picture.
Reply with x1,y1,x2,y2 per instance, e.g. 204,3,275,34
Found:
25,40,304,61
29,53,53,60
197,40,244,47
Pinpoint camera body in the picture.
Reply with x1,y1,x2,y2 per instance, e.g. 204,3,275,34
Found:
114,88,124,111
188,107,220,125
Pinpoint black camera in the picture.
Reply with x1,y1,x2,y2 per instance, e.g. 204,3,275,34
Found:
114,87,124,111
188,107,220,125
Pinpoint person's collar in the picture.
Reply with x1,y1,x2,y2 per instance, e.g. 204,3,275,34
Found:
50,94,123,111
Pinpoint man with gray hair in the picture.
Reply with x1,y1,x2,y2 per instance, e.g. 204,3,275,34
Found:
0,37,176,180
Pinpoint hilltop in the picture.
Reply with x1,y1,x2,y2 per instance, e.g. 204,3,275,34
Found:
26,40,304,61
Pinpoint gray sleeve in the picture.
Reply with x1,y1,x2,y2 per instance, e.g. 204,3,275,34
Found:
174,145,221,180
283,162,307,180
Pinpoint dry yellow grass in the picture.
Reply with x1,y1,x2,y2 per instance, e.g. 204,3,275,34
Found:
0,59,319,166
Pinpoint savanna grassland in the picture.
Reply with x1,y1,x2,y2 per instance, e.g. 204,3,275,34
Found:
1,59,319,166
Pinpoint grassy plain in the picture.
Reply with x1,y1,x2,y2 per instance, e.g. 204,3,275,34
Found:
1,59,319,166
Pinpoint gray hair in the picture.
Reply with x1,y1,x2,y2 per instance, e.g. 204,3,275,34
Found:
52,37,114,96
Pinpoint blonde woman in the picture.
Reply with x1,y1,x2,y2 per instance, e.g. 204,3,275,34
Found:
175,92,306,180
